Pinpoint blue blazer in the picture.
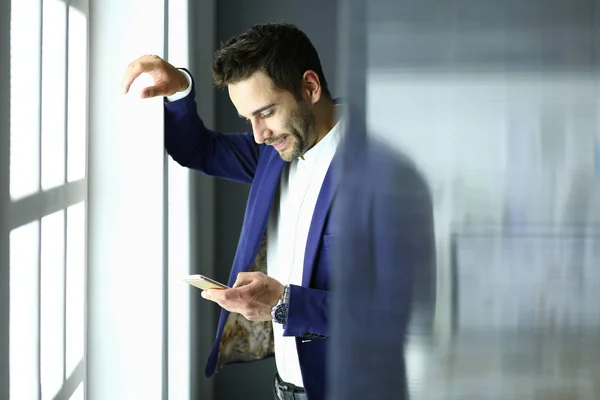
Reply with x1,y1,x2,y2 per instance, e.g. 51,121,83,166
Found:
164,77,436,400
164,79,335,400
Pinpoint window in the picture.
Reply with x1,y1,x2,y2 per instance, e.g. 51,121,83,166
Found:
9,0,89,398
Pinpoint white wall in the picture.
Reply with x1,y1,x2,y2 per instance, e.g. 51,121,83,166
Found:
87,0,166,398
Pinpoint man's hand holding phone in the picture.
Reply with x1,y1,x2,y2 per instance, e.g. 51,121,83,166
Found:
201,272,284,322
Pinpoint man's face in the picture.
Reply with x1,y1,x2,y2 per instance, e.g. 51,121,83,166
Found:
228,72,316,162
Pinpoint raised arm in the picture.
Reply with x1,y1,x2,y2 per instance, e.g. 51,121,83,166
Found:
121,55,261,183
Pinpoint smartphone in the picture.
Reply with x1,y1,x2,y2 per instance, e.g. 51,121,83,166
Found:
182,274,229,291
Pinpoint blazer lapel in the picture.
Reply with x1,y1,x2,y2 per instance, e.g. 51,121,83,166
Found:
302,159,338,287
216,152,285,370
240,153,285,272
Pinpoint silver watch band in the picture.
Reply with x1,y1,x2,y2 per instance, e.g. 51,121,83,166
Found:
282,284,291,304
271,285,291,325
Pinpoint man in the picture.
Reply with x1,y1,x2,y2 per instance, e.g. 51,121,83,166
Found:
121,23,434,400
122,23,341,400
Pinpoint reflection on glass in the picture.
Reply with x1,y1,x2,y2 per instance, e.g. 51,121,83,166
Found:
67,7,88,183
362,0,600,398
41,210,65,400
41,0,67,191
66,202,85,376
10,0,41,199
9,221,40,400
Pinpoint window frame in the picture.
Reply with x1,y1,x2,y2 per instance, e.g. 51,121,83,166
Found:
1,0,12,397
4,0,90,398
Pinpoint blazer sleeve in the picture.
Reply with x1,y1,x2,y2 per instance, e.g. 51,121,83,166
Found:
283,285,330,339
163,70,261,184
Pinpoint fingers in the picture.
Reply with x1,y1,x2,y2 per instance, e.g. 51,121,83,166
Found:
121,54,161,94
140,81,170,99
202,288,222,301
203,288,239,303
201,289,269,321
201,289,215,300
201,285,272,321
232,271,259,288
203,285,256,308
232,280,245,289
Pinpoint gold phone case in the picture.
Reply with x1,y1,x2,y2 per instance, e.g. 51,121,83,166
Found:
183,274,229,291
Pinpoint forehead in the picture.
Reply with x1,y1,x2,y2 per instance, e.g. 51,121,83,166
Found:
228,71,290,117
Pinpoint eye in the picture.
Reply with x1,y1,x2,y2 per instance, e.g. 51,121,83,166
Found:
260,110,274,118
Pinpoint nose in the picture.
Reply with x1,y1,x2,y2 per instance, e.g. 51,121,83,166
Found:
252,121,273,144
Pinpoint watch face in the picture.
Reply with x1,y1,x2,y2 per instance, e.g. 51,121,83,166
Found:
273,304,288,325
271,304,280,321
274,306,283,324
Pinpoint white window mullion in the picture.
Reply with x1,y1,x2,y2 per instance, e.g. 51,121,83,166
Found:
65,0,88,397
37,220,42,400
36,0,44,397
62,2,70,386
64,0,69,186
62,207,68,385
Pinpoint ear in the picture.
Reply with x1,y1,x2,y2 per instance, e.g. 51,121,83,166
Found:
301,70,322,105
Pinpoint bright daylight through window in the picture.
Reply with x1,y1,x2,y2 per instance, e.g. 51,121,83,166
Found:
9,0,89,399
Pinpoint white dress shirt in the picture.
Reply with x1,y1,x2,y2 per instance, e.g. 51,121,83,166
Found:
267,116,343,387
165,70,193,102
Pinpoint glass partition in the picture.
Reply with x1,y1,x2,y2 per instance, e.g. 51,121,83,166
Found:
333,0,600,398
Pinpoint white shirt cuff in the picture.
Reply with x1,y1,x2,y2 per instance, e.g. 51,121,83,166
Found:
165,69,193,102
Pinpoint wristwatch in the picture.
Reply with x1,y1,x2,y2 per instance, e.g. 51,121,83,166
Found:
271,285,290,325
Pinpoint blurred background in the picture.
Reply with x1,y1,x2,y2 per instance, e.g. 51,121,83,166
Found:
1,0,599,399
361,1,600,399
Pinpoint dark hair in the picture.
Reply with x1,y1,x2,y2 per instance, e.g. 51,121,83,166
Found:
212,23,331,99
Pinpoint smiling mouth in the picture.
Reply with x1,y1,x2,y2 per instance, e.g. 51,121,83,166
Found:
271,135,288,150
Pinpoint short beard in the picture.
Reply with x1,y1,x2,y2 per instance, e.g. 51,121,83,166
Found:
280,100,316,162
